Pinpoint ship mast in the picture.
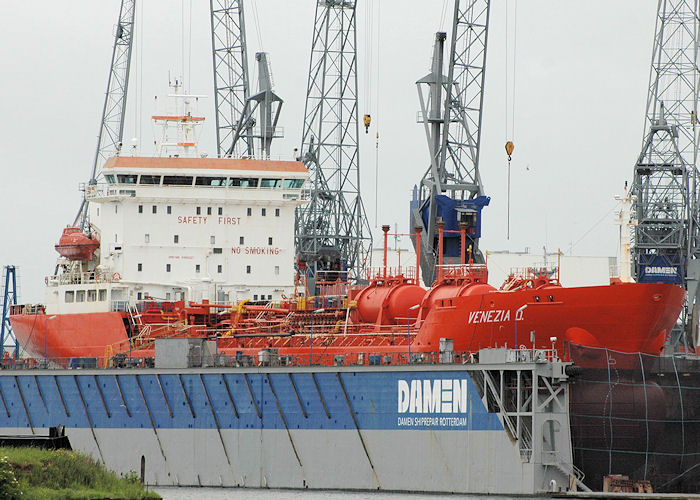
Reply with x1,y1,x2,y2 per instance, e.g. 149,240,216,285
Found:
630,0,700,349
411,0,491,286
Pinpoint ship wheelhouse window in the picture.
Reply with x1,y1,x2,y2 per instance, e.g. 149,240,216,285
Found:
98,289,107,301
138,205,143,213
105,175,116,184
87,290,97,302
195,264,201,273
138,263,143,272
239,236,244,244
195,176,226,186
65,291,75,303
152,205,157,214
174,235,179,244
217,265,222,273
218,207,223,215
283,179,305,189
167,205,172,214
139,175,161,185
268,237,273,245
196,207,201,215
117,174,138,184
162,175,194,186
261,208,266,216
246,265,251,274
260,178,281,188
275,208,280,217
76,290,85,302
166,264,171,272
207,207,212,215
246,208,252,216
213,248,222,254
254,294,258,301
229,177,258,188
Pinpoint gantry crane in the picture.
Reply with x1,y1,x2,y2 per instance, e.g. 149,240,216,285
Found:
73,0,135,231
631,0,700,349
295,0,373,292
410,0,491,286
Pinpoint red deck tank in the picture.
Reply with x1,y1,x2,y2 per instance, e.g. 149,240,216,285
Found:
354,276,426,325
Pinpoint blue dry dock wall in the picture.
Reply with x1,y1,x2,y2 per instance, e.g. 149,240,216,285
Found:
0,371,502,432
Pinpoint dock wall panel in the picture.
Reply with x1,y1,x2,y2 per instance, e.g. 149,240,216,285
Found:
0,369,540,493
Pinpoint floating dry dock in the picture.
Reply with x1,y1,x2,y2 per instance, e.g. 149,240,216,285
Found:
0,348,584,495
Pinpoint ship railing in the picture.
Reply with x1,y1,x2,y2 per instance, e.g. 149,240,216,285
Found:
365,266,417,282
505,265,559,282
2,347,564,371
435,264,488,282
46,272,118,286
83,183,129,200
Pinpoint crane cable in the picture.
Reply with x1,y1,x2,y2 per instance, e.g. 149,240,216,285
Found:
504,0,519,240
361,0,382,227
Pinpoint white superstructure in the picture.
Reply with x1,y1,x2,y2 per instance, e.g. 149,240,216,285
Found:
87,156,308,305
44,80,308,314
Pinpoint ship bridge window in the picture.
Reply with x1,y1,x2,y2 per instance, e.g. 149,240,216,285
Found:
105,175,116,184
76,290,85,302
260,178,281,188
99,289,107,301
139,175,161,185
65,291,74,303
87,290,97,302
195,176,226,186
117,174,138,184
229,177,258,188
162,175,194,186
283,179,305,189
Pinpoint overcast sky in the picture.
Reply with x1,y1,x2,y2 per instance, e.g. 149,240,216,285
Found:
0,0,657,301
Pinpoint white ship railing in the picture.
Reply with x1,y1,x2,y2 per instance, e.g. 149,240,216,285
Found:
46,273,119,286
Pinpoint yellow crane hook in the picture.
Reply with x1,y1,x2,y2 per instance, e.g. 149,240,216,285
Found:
505,141,515,161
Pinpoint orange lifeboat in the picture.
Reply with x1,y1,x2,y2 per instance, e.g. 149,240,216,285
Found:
54,227,99,261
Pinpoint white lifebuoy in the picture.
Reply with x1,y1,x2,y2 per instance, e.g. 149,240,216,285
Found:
112,272,121,281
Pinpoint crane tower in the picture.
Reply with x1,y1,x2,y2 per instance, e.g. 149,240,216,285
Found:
211,0,254,157
74,0,135,231
631,0,700,349
410,0,491,286
295,0,372,290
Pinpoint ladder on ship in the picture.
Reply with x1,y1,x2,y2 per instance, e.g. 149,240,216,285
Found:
126,304,152,347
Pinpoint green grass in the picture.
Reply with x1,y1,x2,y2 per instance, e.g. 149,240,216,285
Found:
0,446,161,500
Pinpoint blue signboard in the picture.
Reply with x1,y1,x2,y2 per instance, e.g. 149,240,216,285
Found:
0,371,503,432
638,256,683,284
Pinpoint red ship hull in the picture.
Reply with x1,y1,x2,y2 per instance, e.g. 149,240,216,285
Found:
10,312,127,359
413,282,684,355
9,281,685,362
